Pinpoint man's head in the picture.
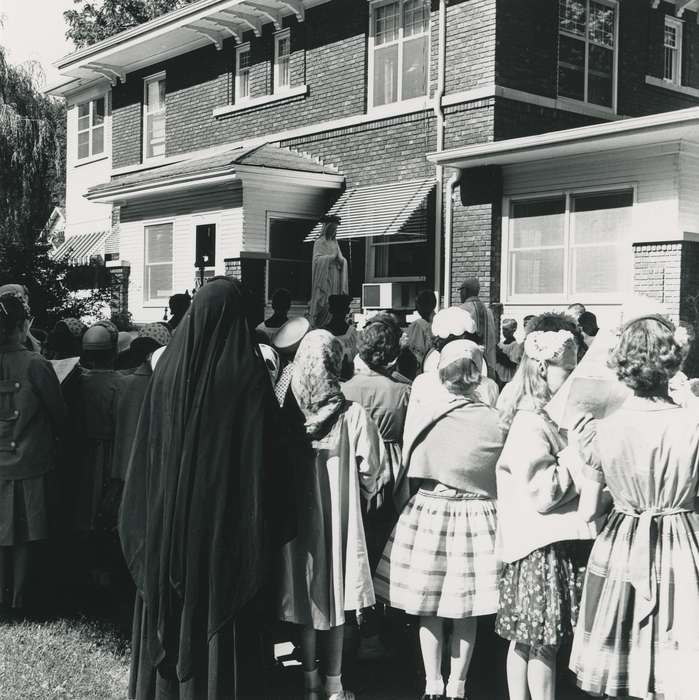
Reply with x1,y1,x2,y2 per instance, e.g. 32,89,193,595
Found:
566,303,586,322
328,294,351,319
501,318,517,341
271,288,292,314
416,290,437,321
169,292,191,326
459,278,480,304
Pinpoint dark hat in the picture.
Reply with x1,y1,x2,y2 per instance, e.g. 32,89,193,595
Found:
319,213,341,224
82,324,117,351
131,322,172,356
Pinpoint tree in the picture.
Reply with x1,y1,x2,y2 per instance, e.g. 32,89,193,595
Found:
65,0,196,48
0,46,108,329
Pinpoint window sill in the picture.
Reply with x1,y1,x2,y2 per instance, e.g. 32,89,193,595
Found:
73,153,109,169
214,85,309,118
366,97,432,120
645,75,699,98
555,97,619,120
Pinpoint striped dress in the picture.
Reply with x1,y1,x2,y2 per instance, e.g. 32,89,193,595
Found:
570,397,699,699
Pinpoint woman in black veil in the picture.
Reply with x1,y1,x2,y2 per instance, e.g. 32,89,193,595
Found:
119,277,294,700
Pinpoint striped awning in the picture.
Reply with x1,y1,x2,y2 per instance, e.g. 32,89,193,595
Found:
305,178,435,242
51,231,109,266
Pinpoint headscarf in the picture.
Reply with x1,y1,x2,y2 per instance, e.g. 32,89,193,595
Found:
119,277,292,683
291,329,345,438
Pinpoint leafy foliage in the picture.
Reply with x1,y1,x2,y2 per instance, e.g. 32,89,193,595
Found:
0,46,108,330
65,0,196,48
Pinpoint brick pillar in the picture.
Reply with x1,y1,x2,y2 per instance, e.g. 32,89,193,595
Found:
108,264,130,317
632,242,682,323
224,253,269,328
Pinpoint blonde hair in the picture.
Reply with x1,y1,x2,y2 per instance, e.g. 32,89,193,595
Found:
439,357,481,398
498,354,552,429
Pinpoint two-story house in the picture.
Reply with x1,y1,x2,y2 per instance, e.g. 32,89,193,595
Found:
48,0,699,328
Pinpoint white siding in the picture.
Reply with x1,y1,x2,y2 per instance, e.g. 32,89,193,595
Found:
65,84,114,238
680,146,699,237
119,186,243,322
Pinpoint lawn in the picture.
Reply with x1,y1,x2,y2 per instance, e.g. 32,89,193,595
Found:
0,617,129,700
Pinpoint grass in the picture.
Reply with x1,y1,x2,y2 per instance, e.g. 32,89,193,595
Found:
0,616,130,700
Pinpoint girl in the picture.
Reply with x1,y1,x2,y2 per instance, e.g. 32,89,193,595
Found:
495,328,600,700
278,330,382,700
0,293,65,612
571,315,699,700
375,340,505,700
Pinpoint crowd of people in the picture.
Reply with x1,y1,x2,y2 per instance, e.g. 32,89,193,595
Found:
0,276,697,700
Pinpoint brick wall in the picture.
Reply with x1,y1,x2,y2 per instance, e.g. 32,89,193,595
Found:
633,242,682,321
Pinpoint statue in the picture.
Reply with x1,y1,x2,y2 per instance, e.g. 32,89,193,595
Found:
308,214,348,328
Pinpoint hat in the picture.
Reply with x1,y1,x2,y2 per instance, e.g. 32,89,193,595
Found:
259,344,280,384
131,323,172,356
117,332,134,355
82,324,117,351
273,316,311,355
150,345,166,370
432,307,476,339
437,339,483,372
319,213,341,224
0,284,28,303
59,318,87,338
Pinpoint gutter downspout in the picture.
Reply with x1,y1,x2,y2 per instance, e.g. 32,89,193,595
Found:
433,0,447,307
444,169,461,307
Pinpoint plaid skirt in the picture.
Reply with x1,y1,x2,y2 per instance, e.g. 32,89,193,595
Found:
570,510,699,700
373,488,499,619
495,541,589,649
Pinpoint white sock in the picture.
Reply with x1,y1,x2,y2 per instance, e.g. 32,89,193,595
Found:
425,677,445,696
445,677,466,698
324,674,343,695
304,668,321,690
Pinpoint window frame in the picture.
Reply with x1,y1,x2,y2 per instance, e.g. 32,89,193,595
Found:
501,183,636,306
143,219,175,306
235,42,252,103
367,0,431,113
76,95,107,161
142,71,167,163
557,0,620,113
663,16,683,87
367,234,429,282
274,29,291,94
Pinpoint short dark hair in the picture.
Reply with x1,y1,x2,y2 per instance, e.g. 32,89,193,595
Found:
459,278,480,303
359,314,401,369
416,290,437,319
526,312,578,335
611,318,682,395
578,311,599,337
271,288,291,311
0,294,27,344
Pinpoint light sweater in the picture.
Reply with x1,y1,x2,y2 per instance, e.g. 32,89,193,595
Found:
407,402,505,497
495,404,600,564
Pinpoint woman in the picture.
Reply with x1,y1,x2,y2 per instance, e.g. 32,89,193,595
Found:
0,293,66,611
47,318,86,360
571,315,699,700
375,340,505,700
309,215,348,329
278,330,382,700
119,278,294,700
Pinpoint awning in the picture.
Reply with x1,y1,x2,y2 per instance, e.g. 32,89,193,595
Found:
51,231,109,266
305,178,435,242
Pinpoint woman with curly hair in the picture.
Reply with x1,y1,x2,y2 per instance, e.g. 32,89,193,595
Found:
571,314,699,700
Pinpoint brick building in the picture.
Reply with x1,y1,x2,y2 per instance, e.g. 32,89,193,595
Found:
48,0,699,327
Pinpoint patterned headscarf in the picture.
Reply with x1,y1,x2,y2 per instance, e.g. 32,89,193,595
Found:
291,329,345,437
59,318,87,338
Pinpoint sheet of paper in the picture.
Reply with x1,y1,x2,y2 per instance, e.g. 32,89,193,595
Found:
51,357,80,384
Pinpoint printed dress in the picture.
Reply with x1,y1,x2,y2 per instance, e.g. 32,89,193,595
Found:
570,398,699,699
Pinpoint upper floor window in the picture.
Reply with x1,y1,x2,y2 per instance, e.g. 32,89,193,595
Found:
664,16,683,86
369,0,429,109
236,43,251,101
558,0,618,110
274,30,291,93
505,189,633,303
77,96,105,160
143,74,166,160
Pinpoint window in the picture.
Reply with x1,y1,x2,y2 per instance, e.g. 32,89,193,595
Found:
506,189,633,301
369,0,429,109
236,44,251,101
558,0,618,109
274,30,291,92
144,223,173,303
143,74,166,160
370,234,429,279
267,217,315,303
664,17,682,86
77,97,105,160
195,224,216,268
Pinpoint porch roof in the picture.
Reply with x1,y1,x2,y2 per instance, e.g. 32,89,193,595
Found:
86,144,343,203
427,107,699,170
304,178,436,242
48,0,329,96
51,231,109,266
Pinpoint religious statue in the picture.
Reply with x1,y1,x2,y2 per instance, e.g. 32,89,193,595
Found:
308,214,348,328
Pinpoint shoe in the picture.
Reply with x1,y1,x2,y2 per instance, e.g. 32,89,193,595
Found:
328,692,355,700
421,695,443,700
